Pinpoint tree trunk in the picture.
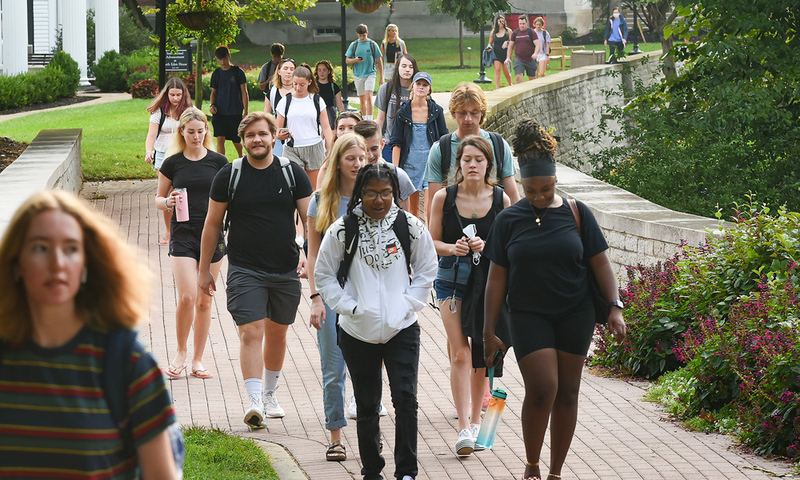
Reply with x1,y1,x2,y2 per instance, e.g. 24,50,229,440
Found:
121,0,153,32
195,37,204,109
659,7,680,79
459,20,464,67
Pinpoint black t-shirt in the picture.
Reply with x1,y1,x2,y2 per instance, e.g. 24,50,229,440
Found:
209,157,313,272
318,82,341,111
210,66,247,115
485,198,608,316
161,150,229,226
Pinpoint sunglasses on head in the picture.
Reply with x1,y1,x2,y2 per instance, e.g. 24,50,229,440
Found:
281,58,296,64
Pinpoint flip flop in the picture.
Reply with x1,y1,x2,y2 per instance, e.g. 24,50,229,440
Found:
159,239,169,246
165,364,187,379
190,369,214,379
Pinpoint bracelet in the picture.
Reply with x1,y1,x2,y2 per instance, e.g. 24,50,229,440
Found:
310,293,321,299
164,197,173,211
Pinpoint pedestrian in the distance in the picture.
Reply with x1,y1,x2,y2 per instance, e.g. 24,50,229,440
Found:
156,108,228,381
210,45,248,156
315,163,438,480
315,60,346,131
389,71,448,219
144,76,192,246
488,15,513,89
604,7,628,63
482,119,627,480
264,58,296,157
532,17,552,78
376,54,418,162
258,43,285,91
381,24,408,82
346,24,383,120
506,15,539,83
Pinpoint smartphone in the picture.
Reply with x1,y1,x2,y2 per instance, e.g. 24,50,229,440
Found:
357,56,363,60
279,128,290,135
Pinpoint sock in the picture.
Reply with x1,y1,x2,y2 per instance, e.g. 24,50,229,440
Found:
365,114,373,120
263,369,281,392
244,378,262,404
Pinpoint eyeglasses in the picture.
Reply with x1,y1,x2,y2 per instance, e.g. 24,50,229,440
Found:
362,190,394,201
281,58,296,64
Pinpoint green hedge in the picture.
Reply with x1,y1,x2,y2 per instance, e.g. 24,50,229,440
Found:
0,51,80,110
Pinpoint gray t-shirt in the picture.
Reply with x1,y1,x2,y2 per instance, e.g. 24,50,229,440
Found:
380,159,417,199
375,81,411,139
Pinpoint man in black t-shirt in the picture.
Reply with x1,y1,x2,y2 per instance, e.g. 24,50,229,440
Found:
210,46,249,156
200,111,312,429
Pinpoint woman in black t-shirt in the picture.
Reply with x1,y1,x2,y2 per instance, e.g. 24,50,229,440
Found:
482,119,627,480
156,108,229,381
429,136,511,457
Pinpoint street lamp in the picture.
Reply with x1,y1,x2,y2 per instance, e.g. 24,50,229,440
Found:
630,1,643,55
475,23,491,84
340,1,351,109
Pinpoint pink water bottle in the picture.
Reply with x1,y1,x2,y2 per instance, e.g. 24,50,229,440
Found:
475,388,507,449
174,188,189,222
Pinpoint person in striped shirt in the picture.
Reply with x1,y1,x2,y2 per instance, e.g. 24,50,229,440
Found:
0,190,180,479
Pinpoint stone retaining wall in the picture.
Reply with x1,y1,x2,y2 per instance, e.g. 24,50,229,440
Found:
0,129,83,235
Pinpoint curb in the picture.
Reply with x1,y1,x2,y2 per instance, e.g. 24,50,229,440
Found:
253,439,309,480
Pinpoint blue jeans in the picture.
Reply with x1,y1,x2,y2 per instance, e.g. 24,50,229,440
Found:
318,303,348,431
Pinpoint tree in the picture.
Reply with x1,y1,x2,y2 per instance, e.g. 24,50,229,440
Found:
426,0,510,67
573,0,800,217
121,0,152,32
165,0,315,107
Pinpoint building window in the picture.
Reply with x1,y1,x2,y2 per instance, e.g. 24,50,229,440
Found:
315,28,341,37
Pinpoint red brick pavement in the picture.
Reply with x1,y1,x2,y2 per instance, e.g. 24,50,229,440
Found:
81,179,792,480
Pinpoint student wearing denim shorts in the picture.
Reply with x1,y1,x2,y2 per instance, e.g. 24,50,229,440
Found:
429,135,510,458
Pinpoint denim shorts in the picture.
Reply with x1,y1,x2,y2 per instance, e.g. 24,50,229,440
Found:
434,256,472,300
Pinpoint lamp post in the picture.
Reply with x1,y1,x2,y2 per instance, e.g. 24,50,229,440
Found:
157,0,167,89
340,2,352,110
475,23,491,84
630,1,643,55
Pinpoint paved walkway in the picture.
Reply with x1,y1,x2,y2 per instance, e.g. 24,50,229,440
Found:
78,179,794,480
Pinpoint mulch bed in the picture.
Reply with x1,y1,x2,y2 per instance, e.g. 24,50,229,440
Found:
0,95,99,116
0,137,29,174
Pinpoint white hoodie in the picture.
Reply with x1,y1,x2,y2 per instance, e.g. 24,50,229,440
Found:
315,204,438,344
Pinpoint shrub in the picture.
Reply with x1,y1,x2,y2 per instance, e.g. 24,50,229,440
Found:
130,79,159,98
124,47,158,88
47,51,80,97
561,26,579,42
592,22,607,43
94,51,128,92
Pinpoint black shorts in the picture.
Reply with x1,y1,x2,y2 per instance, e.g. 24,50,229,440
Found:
169,222,226,263
509,295,596,361
212,114,242,142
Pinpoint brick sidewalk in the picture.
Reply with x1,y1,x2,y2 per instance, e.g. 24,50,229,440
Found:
82,179,791,479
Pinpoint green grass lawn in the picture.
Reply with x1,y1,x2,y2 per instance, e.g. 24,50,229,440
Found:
183,426,278,479
1,37,661,180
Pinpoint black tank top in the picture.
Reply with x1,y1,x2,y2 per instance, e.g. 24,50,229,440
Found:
492,29,510,62
441,184,503,248
384,41,403,65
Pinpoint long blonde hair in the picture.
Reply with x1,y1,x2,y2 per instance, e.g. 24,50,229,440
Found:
0,190,151,343
166,107,216,156
316,133,367,233
382,24,402,49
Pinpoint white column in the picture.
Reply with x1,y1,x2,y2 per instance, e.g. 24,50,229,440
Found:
1,0,30,75
92,0,118,59
62,0,90,85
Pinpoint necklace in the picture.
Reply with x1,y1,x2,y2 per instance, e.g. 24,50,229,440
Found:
529,197,555,226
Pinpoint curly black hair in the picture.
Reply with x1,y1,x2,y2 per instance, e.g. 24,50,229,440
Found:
512,119,557,166
347,163,402,215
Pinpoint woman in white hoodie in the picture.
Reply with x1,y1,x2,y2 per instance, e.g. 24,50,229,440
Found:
315,163,437,480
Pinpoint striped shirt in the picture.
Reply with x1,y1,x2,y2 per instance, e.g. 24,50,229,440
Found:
0,326,177,479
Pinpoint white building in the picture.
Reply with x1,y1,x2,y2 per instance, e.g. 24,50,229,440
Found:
0,0,119,84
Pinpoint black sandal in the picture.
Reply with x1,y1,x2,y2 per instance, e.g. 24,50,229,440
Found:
326,440,346,461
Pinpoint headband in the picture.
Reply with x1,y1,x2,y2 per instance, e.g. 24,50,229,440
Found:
520,158,556,178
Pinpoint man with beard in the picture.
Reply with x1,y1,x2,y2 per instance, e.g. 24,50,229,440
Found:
199,111,313,429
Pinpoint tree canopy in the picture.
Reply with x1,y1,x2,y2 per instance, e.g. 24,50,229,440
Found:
574,0,800,217
427,0,510,33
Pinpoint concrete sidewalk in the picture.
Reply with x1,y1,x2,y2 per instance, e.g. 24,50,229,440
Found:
81,179,792,479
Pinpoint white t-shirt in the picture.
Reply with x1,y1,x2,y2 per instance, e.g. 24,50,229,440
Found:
275,94,328,148
149,110,180,153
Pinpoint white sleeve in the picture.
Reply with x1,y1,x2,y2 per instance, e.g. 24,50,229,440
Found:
404,220,438,313
315,223,360,316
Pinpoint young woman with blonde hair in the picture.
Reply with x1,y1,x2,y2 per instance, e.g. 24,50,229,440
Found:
156,107,228,379
0,190,180,478
306,132,367,461
381,23,408,81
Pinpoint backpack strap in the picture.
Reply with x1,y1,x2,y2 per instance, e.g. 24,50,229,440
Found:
102,329,140,456
491,185,504,215
224,157,244,233
336,213,360,288
392,209,412,277
155,107,167,141
278,156,296,196
438,133,453,184
567,198,582,236
487,131,505,180
441,183,460,228
283,92,293,123
370,40,379,62
314,93,322,135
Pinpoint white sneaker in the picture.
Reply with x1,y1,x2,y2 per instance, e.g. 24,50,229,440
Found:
262,389,285,418
455,428,474,456
402,476,415,480
379,402,389,416
346,395,358,419
470,423,484,451
244,393,264,429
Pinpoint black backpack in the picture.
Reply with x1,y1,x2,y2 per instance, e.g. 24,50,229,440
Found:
438,132,505,186
336,209,412,288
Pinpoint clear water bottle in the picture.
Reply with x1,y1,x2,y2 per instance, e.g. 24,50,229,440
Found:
475,388,507,449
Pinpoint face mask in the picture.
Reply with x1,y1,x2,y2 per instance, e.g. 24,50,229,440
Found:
613,13,620,18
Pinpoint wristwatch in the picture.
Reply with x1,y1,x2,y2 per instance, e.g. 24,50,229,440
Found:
609,299,624,310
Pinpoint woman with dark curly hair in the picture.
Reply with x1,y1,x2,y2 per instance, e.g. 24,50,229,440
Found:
482,119,627,480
